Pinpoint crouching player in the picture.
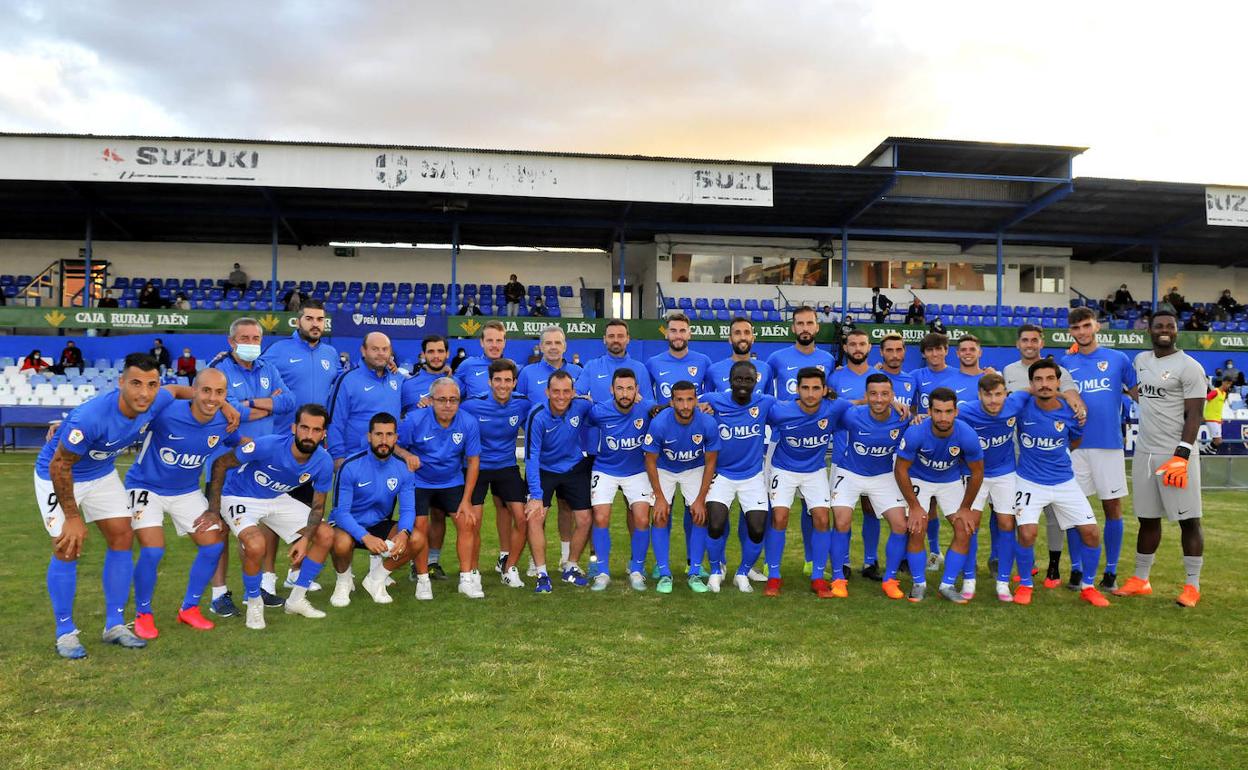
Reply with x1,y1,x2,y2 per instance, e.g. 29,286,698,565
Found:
205,404,335,628
894,388,984,604
643,380,720,593
327,412,421,606
124,368,242,636
1012,360,1109,607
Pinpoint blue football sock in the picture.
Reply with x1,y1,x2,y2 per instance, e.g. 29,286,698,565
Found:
800,505,813,562
884,532,907,581
709,533,727,575
927,516,941,555
688,524,708,576
591,527,612,575
995,529,1016,583
1104,518,1124,573
652,522,671,577
964,531,978,580
988,514,1000,564
296,556,325,588
182,541,225,610
843,524,853,570
1066,528,1081,566
1015,542,1036,587
682,507,692,566
738,532,764,576
831,530,850,581
906,549,927,585
1081,543,1101,587
102,548,134,629
629,527,651,574
47,556,79,637
941,549,967,587
764,526,786,578
810,528,832,580
861,512,880,566
242,570,262,599
133,546,165,615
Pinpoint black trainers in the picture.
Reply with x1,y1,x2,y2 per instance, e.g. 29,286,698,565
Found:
987,558,999,577
429,562,448,581
495,553,507,575
860,563,883,582
841,564,851,581
260,588,285,607
1099,571,1117,590
898,558,911,575
1045,562,1061,583
408,563,420,583
210,590,239,617
1066,569,1083,591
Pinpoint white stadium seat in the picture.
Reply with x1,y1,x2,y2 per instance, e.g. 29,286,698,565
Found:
54,384,75,398
2,365,19,379
39,395,62,406
0,393,16,406
11,383,32,398
76,384,96,398
18,394,39,405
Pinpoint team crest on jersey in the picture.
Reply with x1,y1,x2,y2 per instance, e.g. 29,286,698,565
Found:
241,441,255,454
687,365,698,377
452,432,463,445
634,418,644,430
1007,417,1016,427
298,472,311,484
949,446,961,457
321,359,330,371
904,382,912,392
390,379,398,390
1054,421,1065,432
207,435,220,448
1097,360,1109,372
818,419,828,430
692,433,703,445
570,416,581,427
387,477,398,491
261,376,270,389
890,429,900,440
509,415,519,426
749,406,760,418
1161,370,1171,380
756,371,763,382
816,365,826,372
68,428,84,445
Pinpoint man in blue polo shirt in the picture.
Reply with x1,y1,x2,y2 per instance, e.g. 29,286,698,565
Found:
326,332,404,465
707,317,772,396
454,320,507,400
402,334,453,416
261,299,338,433
647,312,712,399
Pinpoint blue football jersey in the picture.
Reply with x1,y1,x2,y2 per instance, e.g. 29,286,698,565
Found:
398,408,481,489
897,419,984,483
35,388,175,483
401,366,452,416
330,451,417,541
222,433,334,499
646,349,713,399
956,391,1030,478
767,346,834,401
1015,398,1084,485
458,394,529,470
643,407,721,473
586,399,656,476
515,359,583,406
911,364,964,413
836,405,908,478
767,399,849,474
706,357,772,397
125,400,241,495
703,391,776,480
1060,347,1137,449
523,399,591,498
828,366,871,464
880,370,917,409
454,355,497,400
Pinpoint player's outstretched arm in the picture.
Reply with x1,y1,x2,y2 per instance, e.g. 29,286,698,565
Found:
49,445,86,559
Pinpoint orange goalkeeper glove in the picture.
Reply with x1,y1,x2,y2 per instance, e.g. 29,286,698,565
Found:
1155,456,1189,488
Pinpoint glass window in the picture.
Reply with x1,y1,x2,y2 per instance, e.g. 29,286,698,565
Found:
733,256,830,285
671,253,734,284
889,260,947,290
848,259,889,289
947,262,986,291
1019,264,1066,294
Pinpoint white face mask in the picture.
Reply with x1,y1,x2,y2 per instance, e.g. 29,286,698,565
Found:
235,343,261,362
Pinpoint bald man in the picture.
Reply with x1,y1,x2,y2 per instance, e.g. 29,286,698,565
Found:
326,332,405,467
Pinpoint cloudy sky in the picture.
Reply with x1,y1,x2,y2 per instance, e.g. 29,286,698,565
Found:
2,1,1245,184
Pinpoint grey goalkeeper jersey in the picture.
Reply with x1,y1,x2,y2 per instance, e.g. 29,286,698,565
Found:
1002,360,1076,394
1133,350,1207,454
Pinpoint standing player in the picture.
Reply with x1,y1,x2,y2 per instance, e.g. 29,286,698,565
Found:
35,354,190,658
124,368,242,637
454,320,508,399
1202,375,1234,454
703,361,778,593
894,388,984,604
326,412,420,607
399,378,482,599
576,319,654,400
1011,360,1110,607
523,370,594,591
707,317,773,395
1115,309,1208,606
584,369,656,591
828,328,874,580
459,359,532,588
643,381,720,593
1061,306,1137,590
204,404,336,629
647,312,713,399
262,299,339,433
326,332,404,466
877,334,917,410
762,367,848,597
909,332,963,571
399,334,453,580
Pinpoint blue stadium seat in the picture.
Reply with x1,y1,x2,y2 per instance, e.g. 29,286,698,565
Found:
364,282,379,293
766,310,782,322
694,298,710,310
750,310,765,321
939,304,954,314
694,309,711,320
527,285,541,297
727,299,743,311
760,300,775,311
547,306,562,317
954,304,969,315
714,309,730,321
677,297,693,310
953,315,968,325
463,284,477,296
559,285,574,297
0,275,14,286
711,298,726,311
969,304,984,315
382,282,397,293
967,316,982,326
744,299,759,311
413,282,428,294
663,297,676,310
1041,307,1056,317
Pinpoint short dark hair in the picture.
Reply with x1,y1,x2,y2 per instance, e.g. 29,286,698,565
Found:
295,403,330,428
1016,323,1043,338
929,387,958,407
979,373,1006,392
670,380,697,396
1151,307,1178,323
1068,307,1097,325
422,334,447,352
730,360,758,378
300,298,325,313
730,316,752,329
481,320,506,337
611,367,637,384
920,332,949,352
846,329,869,342
666,312,691,325
369,411,397,431
123,352,159,373
605,318,629,332
1028,359,1061,381
865,372,892,388
792,305,817,320
547,370,574,387
796,366,826,386
489,358,518,378
956,334,980,348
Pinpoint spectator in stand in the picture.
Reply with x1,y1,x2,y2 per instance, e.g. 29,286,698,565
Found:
1163,286,1189,314
53,341,84,375
531,295,548,317
98,289,119,308
226,262,248,291
137,281,166,309
175,346,197,384
870,286,893,323
503,273,525,317
1112,283,1134,315
817,304,835,323
150,338,172,373
1217,359,1244,387
904,297,925,325
20,349,50,374
1216,289,1241,319
571,352,582,366
173,292,191,311
282,287,305,312
1184,308,1211,332
1132,312,1150,331
927,316,946,334
338,351,351,370
458,295,482,316
527,345,542,364
450,348,467,372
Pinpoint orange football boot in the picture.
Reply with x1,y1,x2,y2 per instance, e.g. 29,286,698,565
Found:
810,578,834,598
134,612,159,640
1013,585,1033,605
881,579,904,600
830,579,849,599
1080,586,1110,607
763,577,782,597
176,606,216,630
1175,584,1201,608
1112,576,1153,597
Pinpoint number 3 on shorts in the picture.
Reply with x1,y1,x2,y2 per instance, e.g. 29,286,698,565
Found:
591,474,599,489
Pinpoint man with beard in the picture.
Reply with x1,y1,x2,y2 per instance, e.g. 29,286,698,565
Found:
647,312,713,399
455,321,507,400
707,317,773,396
326,412,420,607
261,299,339,433
828,329,876,581
326,332,404,467
909,332,962,572
1115,309,1208,607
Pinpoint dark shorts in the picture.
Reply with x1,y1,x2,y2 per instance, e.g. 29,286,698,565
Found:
471,466,527,505
416,485,466,518
538,457,592,510
349,518,397,547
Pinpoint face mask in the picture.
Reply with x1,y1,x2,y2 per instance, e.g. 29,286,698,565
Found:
183,350,191,357
235,343,261,362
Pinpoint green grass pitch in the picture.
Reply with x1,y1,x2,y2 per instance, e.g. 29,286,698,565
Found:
1,453,1245,769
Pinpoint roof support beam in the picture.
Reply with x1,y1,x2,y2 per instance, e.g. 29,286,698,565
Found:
840,175,898,227
260,187,302,245
1086,212,1205,263
59,181,134,240
958,181,1074,251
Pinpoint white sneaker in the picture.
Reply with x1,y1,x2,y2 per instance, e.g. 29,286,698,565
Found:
361,573,394,604
961,578,977,601
734,574,754,593
385,576,396,587
926,551,942,573
526,560,539,577
245,597,265,630
502,567,526,588
707,573,723,593
746,568,767,583
628,571,647,592
414,576,433,601
459,574,485,599
284,593,326,619
996,580,1013,602
330,576,354,607
590,573,611,592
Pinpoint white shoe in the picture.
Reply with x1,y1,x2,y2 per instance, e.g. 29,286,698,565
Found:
414,576,433,601
245,597,265,630
330,576,354,607
458,574,485,599
707,573,723,593
926,551,942,573
996,580,1013,602
734,574,754,593
590,573,611,592
628,571,647,591
746,568,767,583
960,578,977,601
502,566,526,588
284,594,326,619
385,576,396,587
362,573,394,604
526,560,539,577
